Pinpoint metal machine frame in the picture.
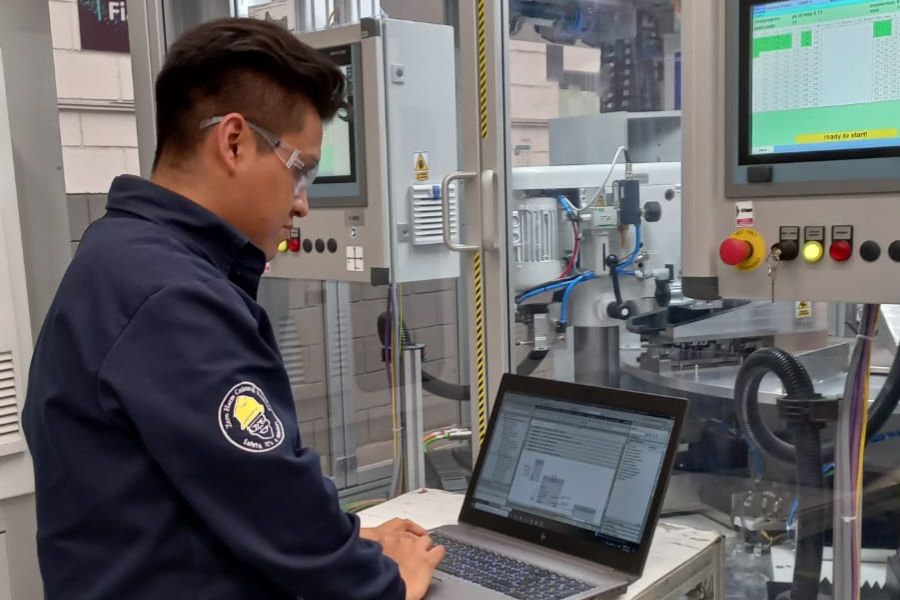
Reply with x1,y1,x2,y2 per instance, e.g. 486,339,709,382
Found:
0,0,74,594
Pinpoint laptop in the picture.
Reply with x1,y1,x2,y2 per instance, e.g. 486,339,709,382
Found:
427,374,687,600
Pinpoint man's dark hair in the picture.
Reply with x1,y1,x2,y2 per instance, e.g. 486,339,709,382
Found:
153,18,348,170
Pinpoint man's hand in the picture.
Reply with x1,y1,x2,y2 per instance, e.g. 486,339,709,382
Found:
360,518,428,544
378,532,445,600
359,519,445,600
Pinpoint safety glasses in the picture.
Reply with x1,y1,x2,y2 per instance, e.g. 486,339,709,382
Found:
200,116,319,197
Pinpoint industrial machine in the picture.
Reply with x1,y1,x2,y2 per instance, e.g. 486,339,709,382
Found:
684,0,900,305
509,160,679,387
680,1,900,598
505,1,900,598
266,18,462,285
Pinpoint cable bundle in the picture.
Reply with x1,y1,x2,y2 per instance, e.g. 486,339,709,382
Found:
834,304,880,600
385,284,404,499
423,428,472,451
556,196,581,280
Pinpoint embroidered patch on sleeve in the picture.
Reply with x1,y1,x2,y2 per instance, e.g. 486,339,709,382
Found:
219,382,285,453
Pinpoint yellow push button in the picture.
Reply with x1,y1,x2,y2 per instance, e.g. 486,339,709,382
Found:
277,240,289,253
803,241,824,263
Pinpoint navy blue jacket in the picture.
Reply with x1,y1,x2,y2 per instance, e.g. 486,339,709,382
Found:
23,175,404,599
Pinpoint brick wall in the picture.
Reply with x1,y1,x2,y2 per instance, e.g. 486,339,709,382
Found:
350,280,464,466
49,0,139,257
266,278,466,473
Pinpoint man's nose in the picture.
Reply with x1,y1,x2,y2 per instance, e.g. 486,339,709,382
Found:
292,191,309,219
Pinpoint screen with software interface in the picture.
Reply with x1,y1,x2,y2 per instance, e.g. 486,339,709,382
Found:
317,64,354,179
470,392,674,554
749,0,900,159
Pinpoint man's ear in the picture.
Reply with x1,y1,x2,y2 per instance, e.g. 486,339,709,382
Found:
212,113,250,174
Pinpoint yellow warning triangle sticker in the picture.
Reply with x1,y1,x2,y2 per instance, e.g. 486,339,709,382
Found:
414,152,430,182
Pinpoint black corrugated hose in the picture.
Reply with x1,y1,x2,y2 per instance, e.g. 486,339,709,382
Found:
792,419,826,600
735,345,900,599
734,346,900,465
734,348,825,599
734,348,817,465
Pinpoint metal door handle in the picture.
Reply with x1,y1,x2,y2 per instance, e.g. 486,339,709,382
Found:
441,171,479,253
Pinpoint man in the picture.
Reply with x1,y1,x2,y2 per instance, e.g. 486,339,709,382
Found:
23,18,443,599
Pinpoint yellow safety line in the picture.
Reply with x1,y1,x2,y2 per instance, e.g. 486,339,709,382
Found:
476,0,489,139
473,252,487,442
474,0,489,442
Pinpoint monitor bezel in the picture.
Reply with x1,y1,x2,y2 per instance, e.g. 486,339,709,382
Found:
739,0,900,166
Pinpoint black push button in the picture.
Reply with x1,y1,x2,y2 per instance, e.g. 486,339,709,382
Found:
860,241,881,262
889,241,900,262
774,240,799,261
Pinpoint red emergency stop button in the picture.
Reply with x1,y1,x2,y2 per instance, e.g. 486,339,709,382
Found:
720,237,754,266
829,240,852,262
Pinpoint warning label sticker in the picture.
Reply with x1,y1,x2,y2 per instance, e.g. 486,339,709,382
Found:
414,151,430,182
735,201,755,228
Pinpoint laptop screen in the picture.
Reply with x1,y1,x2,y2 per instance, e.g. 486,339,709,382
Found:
469,390,676,555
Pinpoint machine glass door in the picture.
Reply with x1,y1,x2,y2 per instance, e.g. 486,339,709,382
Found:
506,0,683,390
257,276,470,502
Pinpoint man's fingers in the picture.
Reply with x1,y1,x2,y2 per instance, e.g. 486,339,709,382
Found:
402,519,428,536
414,533,434,550
425,543,446,568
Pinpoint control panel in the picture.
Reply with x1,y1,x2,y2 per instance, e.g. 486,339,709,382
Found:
266,18,461,284
681,1,900,303
707,212,900,302
717,224,900,269
276,232,341,259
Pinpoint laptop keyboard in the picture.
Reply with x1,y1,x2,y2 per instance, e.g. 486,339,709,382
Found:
431,532,594,600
